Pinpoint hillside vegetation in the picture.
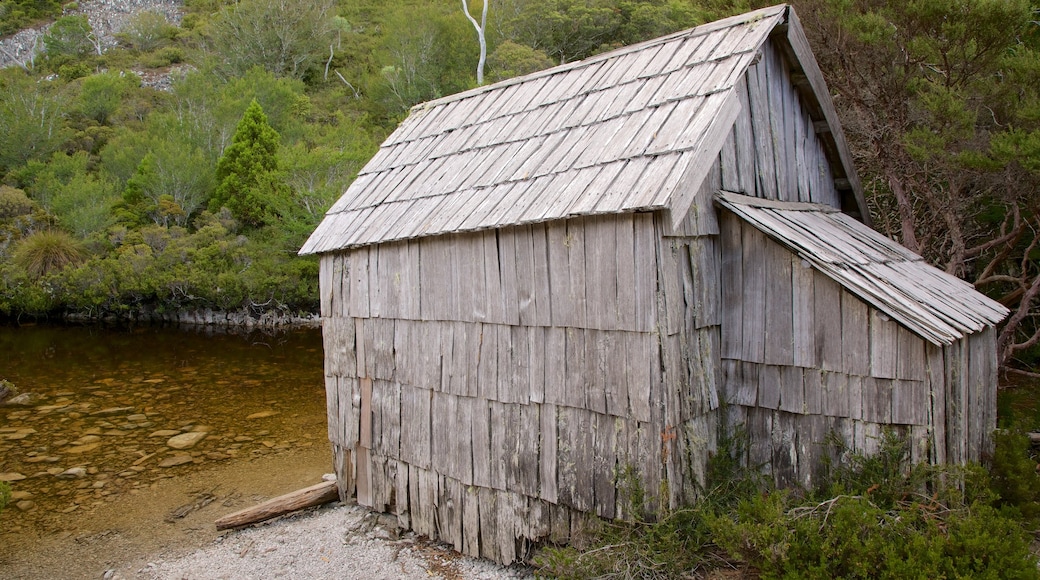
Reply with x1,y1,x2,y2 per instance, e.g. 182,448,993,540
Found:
0,0,1038,368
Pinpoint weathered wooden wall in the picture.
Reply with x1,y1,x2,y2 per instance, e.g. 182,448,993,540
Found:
718,212,998,487
320,211,720,564
718,41,841,208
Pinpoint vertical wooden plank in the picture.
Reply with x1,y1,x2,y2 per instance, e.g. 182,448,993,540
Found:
627,332,652,422
764,238,794,365
606,330,629,417
462,485,481,557
496,491,520,564
544,327,566,406
657,224,684,336
498,227,521,326
518,403,541,497
847,375,863,420
575,409,595,513
539,403,558,503
896,326,927,382
720,130,740,191
584,329,608,414
802,368,822,415
478,323,498,401
869,310,899,379
531,223,553,326
747,60,778,200
509,325,530,404
862,377,892,424
495,325,515,401
378,241,403,319
741,221,767,363
355,446,372,507
319,254,334,316
478,487,500,563
758,365,781,410
360,377,373,449
458,233,487,322
747,408,773,475
403,240,421,319
567,218,588,328
690,237,721,328
455,395,474,485
483,231,505,324
419,237,448,321
927,344,947,465
548,221,574,328
471,397,491,488
814,273,842,372
555,406,577,508
733,78,756,195
438,321,455,393
380,380,401,458
349,248,370,318
585,215,619,331
791,256,815,367
438,475,463,552
944,341,965,465
564,328,587,409
393,459,409,528
720,212,744,359
404,384,432,469
431,391,455,479
515,224,538,326
529,327,546,404
615,214,637,331
633,213,657,332
822,371,849,418
373,318,396,381
593,412,617,520
488,401,508,490
779,365,804,414
841,291,870,376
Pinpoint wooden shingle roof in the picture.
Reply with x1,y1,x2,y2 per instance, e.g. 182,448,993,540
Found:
716,191,1009,344
302,4,859,255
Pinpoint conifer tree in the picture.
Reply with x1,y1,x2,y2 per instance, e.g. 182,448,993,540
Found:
211,99,290,227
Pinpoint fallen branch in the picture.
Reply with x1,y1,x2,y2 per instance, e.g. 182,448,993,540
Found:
215,480,339,530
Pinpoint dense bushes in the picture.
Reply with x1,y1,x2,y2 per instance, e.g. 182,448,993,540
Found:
534,430,1040,579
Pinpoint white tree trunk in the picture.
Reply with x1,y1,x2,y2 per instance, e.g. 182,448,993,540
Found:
461,0,488,85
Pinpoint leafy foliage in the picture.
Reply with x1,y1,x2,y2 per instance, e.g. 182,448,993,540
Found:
42,15,97,60
12,229,86,279
536,429,1040,579
0,0,61,36
211,99,290,227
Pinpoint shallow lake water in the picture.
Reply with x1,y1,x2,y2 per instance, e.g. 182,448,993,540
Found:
0,323,329,539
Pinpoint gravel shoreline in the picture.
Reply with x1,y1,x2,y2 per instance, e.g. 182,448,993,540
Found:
128,502,535,580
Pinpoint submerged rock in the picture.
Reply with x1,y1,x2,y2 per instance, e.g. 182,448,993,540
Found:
167,432,207,450
158,455,193,468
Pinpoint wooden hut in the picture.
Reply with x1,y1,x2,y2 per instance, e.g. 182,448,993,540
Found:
300,4,1009,564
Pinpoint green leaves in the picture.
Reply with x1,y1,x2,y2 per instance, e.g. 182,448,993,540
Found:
212,100,291,228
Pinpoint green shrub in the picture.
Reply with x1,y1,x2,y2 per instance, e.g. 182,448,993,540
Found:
0,185,34,218
536,430,1040,579
11,229,87,279
142,46,185,68
990,429,1040,521
115,10,178,51
57,61,93,81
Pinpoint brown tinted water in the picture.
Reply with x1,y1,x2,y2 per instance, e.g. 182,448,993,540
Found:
0,323,331,577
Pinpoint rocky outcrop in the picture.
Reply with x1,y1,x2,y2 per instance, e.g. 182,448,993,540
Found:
0,0,185,70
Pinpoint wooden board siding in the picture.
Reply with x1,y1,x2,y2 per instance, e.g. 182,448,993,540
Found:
717,214,999,488
319,210,725,564
718,41,842,208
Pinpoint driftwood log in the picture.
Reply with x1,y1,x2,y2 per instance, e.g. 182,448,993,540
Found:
215,480,339,530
